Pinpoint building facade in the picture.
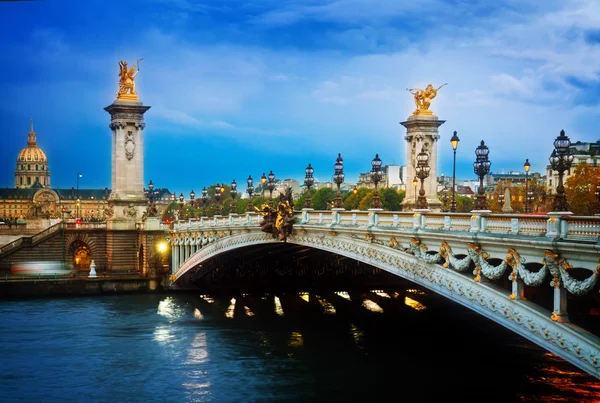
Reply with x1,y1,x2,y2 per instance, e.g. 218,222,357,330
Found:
1,123,173,223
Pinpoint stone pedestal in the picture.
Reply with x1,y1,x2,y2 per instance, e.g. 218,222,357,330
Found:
104,99,151,230
400,115,444,212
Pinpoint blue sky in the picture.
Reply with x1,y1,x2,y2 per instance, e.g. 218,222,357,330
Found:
0,0,599,193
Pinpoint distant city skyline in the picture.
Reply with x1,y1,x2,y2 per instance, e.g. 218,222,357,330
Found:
1,0,598,192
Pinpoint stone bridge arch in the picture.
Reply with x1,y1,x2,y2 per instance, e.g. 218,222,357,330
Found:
171,231,600,380
65,232,104,272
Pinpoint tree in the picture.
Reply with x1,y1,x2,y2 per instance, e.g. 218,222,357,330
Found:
311,188,336,210
565,162,600,215
456,195,474,212
343,187,370,210
381,188,404,211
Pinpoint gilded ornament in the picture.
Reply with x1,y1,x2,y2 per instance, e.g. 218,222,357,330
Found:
117,59,143,101
406,83,447,116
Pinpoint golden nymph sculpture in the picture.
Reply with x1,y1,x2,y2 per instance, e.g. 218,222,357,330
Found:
406,83,447,116
117,59,143,101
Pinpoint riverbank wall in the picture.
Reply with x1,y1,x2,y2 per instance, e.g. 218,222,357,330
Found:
0,276,166,299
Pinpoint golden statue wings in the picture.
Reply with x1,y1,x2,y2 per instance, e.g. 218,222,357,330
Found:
116,58,143,101
406,83,447,116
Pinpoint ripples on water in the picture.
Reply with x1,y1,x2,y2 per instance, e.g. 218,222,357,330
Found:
0,291,598,402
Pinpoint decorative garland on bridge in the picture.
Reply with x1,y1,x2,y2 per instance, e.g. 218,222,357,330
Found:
407,238,600,296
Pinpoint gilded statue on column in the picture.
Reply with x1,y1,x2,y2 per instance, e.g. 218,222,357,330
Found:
117,59,143,101
406,83,447,116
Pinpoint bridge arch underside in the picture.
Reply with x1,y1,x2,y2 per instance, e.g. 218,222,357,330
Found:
173,233,600,379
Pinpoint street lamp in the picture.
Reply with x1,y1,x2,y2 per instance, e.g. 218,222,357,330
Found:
450,131,460,212
415,148,431,209
230,179,238,200
524,159,531,213
201,187,208,216
412,177,418,202
549,130,574,212
146,180,159,217
267,170,276,207
527,190,534,212
178,193,184,219
261,172,267,197
246,175,254,211
498,192,505,211
215,184,223,214
76,198,81,219
304,163,314,209
473,140,492,211
370,154,383,209
189,189,195,208
333,153,344,209
77,172,82,198
595,183,600,215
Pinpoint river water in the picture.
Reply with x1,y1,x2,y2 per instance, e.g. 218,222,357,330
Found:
0,290,598,402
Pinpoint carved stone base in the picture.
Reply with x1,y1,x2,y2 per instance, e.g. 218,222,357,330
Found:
107,199,147,230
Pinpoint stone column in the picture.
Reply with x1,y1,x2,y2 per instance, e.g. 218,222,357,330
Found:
104,100,151,230
400,115,444,212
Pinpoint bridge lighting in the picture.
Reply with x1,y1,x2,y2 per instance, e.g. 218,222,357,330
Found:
201,187,208,216
230,179,237,200
370,154,383,209
267,170,276,207
473,140,491,211
304,164,315,209
549,130,573,212
261,172,267,196
215,184,223,215
595,183,600,216
450,131,460,212
246,175,254,211
333,153,345,209
412,177,418,202
523,159,531,213
415,148,431,210
157,241,167,254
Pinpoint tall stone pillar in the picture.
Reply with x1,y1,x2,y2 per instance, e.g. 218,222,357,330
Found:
104,99,151,230
400,115,444,212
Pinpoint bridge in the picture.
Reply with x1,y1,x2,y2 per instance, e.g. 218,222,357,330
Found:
169,208,600,379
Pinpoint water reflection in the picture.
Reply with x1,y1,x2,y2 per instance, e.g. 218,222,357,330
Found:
372,290,392,298
349,324,364,349
225,298,236,319
288,331,304,348
244,306,255,317
274,296,284,316
157,296,185,320
362,299,384,313
315,295,336,315
300,293,309,302
335,291,351,300
405,296,427,311
193,308,203,320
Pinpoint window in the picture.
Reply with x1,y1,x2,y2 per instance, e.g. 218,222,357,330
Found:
27,177,31,185
36,165,38,171
27,164,31,170
549,179,552,187
20,177,23,185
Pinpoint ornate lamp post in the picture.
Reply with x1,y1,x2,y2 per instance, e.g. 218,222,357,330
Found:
178,193,184,220
201,187,208,216
450,131,460,212
412,177,418,202
215,184,223,215
524,159,531,213
549,130,574,212
415,148,431,210
230,179,237,214
304,164,314,209
473,140,491,211
146,180,159,217
370,154,383,209
333,153,344,209
261,172,267,197
246,175,254,211
267,170,276,207
189,189,195,207
498,192,505,211
595,183,600,216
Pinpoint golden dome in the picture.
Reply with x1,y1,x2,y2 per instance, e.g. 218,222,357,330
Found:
17,119,47,163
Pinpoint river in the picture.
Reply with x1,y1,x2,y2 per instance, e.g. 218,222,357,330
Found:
0,290,598,402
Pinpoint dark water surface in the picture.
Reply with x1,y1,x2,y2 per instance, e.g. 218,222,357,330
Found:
0,290,598,402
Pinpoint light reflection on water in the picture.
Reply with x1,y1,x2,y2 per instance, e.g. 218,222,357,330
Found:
0,293,598,402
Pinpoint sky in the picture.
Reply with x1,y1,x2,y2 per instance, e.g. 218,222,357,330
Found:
0,0,599,194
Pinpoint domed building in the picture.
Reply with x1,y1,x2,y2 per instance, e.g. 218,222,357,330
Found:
15,119,50,189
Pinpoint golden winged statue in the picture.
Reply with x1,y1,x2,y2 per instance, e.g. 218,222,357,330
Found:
406,83,447,116
117,59,143,101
